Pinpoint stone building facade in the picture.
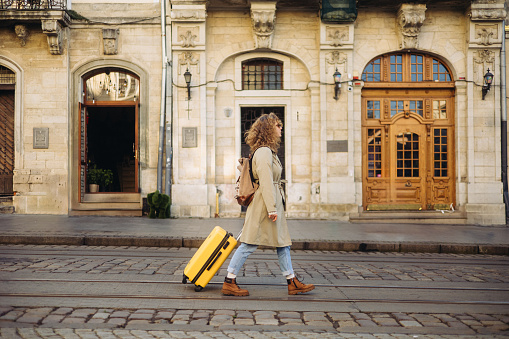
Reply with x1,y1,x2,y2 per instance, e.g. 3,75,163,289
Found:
0,0,507,225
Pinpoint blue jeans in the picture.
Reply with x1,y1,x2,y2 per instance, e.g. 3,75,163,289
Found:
227,243,294,277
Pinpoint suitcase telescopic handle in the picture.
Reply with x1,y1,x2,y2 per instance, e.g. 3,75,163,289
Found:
207,251,222,271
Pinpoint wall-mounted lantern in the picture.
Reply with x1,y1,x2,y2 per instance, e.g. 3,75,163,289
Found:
482,68,493,100
184,68,192,100
333,68,342,100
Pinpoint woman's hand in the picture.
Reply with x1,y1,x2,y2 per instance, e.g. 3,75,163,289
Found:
268,212,277,222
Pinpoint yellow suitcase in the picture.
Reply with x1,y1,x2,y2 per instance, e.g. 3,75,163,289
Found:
182,226,238,292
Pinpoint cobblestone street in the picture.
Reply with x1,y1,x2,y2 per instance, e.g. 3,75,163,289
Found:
0,245,508,338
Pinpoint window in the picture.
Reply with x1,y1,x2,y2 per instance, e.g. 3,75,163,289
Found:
85,70,139,102
410,54,424,82
390,101,404,117
433,100,447,119
433,59,451,81
362,58,381,82
367,100,380,119
242,58,283,90
390,54,403,82
362,53,453,83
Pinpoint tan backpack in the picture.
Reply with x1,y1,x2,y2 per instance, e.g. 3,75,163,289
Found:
234,149,259,206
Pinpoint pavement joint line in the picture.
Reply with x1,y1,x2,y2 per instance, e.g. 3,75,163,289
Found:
0,235,508,255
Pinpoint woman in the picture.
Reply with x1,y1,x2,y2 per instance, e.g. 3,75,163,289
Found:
222,113,315,296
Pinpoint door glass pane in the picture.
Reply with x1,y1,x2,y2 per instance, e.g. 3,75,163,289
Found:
367,129,382,177
433,128,448,177
396,133,419,177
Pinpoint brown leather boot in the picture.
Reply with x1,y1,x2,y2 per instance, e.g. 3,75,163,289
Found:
287,277,315,295
221,277,249,296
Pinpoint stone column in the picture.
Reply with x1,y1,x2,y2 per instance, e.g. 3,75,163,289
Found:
170,0,210,217
465,0,507,224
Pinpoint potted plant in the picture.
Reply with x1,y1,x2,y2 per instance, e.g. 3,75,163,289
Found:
87,166,113,192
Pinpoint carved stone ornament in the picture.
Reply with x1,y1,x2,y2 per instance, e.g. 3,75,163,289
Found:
470,0,507,21
179,51,199,73
14,25,29,46
328,27,348,47
326,51,347,73
103,29,119,55
476,24,500,45
250,2,276,49
41,19,63,55
397,3,427,49
473,49,494,84
180,30,197,48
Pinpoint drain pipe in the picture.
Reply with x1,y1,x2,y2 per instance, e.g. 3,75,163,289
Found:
157,0,168,192
164,24,173,198
501,21,508,223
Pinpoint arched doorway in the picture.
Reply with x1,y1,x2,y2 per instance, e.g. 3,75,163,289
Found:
361,53,455,211
80,69,140,200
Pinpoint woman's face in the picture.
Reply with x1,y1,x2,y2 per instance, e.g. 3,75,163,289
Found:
274,121,282,138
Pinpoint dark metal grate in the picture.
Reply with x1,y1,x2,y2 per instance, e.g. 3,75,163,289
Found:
242,59,283,90
0,0,66,10
0,66,15,85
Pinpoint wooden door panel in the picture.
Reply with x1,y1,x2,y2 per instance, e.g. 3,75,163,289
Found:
0,91,14,195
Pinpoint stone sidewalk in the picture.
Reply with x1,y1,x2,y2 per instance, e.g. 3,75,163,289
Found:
0,215,508,254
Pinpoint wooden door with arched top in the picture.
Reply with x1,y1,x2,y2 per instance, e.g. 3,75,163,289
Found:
361,53,455,211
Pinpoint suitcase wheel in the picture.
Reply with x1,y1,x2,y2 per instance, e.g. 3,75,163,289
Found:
194,285,203,292
182,275,187,284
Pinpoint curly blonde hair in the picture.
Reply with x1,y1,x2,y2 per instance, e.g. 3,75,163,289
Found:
245,113,282,153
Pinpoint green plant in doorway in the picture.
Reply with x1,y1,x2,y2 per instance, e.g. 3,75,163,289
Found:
87,166,114,192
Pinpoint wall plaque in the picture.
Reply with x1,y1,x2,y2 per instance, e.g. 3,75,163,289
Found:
182,127,197,148
327,140,348,152
33,128,49,149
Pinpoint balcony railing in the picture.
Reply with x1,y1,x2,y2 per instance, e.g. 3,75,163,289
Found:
0,0,66,10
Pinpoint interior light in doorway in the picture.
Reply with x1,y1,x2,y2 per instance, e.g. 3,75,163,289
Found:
482,68,493,100
184,68,192,100
333,68,342,100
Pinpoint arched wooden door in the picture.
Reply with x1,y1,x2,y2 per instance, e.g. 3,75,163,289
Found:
361,53,455,211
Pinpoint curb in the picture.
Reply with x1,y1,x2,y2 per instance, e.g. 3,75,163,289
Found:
0,235,508,255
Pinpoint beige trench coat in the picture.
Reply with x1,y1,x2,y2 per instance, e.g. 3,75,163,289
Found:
239,147,292,247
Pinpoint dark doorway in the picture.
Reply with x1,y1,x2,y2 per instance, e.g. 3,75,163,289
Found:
240,106,285,179
87,106,136,192
0,90,14,196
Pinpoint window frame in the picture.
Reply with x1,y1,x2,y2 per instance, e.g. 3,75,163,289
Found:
242,58,284,90
361,53,454,86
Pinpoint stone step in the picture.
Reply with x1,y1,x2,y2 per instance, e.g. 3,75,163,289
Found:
82,193,141,203
72,193,143,216
0,196,14,214
349,211,468,224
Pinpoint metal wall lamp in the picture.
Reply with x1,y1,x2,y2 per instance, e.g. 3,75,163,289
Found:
184,68,192,100
333,68,342,100
482,68,493,100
